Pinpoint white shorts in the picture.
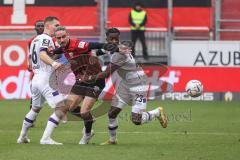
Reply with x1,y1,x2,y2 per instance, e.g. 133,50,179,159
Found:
31,74,65,108
111,80,148,114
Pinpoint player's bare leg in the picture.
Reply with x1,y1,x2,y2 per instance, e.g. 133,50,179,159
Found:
17,107,41,143
58,94,84,123
79,96,96,144
67,94,83,116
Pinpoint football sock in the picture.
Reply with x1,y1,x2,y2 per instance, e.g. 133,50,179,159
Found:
141,108,160,124
148,108,160,118
41,113,60,139
108,118,118,142
84,121,93,136
82,112,93,136
20,109,38,137
141,112,151,124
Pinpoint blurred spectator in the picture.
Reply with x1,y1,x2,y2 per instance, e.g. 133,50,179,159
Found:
28,20,44,49
129,2,148,59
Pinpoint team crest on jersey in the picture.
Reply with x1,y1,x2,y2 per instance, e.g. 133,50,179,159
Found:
42,39,50,47
78,42,86,48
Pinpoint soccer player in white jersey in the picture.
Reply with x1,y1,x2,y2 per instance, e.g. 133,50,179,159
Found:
17,16,69,145
79,41,168,145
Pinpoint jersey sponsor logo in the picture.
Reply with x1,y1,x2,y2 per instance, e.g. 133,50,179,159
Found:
42,39,50,47
78,42,86,49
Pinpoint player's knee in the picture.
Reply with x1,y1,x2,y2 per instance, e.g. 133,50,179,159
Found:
31,107,41,113
108,106,121,119
131,112,142,125
70,106,81,113
55,109,65,119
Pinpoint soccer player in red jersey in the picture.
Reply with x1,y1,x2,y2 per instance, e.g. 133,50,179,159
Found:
52,26,111,144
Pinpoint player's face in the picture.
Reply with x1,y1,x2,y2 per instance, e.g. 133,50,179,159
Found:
35,21,44,35
55,30,69,47
106,33,120,44
48,19,60,36
118,44,132,55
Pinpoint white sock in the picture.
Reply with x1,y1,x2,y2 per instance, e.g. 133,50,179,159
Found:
148,108,160,118
141,108,160,124
41,113,60,140
20,109,38,137
141,112,151,124
108,118,118,142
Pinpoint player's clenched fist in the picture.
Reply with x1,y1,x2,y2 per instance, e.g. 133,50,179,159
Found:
51,61,62,70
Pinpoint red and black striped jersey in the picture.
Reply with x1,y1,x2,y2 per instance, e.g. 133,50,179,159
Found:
63,38,102,76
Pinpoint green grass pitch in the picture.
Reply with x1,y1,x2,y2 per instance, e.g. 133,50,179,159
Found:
0,100,239,160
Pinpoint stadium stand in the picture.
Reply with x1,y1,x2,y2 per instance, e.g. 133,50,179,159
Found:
0,0,214,64
215,0,240,40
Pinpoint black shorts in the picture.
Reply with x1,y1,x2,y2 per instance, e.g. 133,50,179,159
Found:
71,79,105,99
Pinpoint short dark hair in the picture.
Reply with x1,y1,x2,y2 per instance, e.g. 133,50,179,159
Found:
120,40,133,48
34,20,44,26
44,16,59,24
106,27,120,37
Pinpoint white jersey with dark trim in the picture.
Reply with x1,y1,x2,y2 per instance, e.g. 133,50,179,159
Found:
29,33,55,75
111,52,147,84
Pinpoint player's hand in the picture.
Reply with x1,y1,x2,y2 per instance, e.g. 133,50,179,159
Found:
51,61,62,70
103,43,118,52
119,46,132,54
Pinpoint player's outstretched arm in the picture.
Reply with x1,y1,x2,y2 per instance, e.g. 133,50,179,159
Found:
77,62,120,83
89,42,118,53
48,46,63,55
88,42,105,50
97,62,120,79
39,51,62,69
